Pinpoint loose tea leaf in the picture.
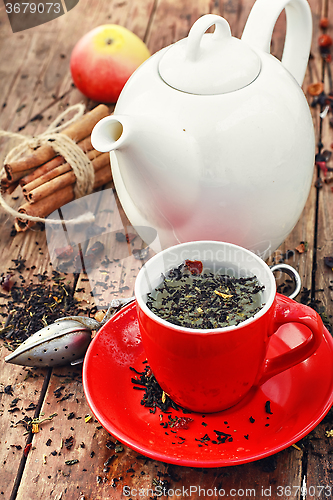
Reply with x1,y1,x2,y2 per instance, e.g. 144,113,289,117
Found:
130,365,188,414
0,269,84,351
324,256,333,269
146,261,265,329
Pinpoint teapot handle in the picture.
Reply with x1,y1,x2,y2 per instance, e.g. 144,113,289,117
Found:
241,0,312,86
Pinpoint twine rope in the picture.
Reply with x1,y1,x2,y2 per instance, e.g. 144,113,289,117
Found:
0,103,95,225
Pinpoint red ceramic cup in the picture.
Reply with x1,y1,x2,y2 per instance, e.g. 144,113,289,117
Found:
135,241,323,413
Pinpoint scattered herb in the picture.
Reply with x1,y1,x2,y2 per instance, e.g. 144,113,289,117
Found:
64,436,74,450
265,400,273,414
214,430,233,443
130,365,186,413
15,412,58,435
132,247,150,260
324,256,333,269
115,232,127,242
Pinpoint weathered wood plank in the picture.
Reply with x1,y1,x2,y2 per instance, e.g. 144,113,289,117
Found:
307,0,331,316
306,0,333,492
0,361,49,499
145,0,211,53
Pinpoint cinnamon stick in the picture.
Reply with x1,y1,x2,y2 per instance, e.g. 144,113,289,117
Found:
23,149,103,197
6,167,37,184
27,152,110,204
19,135,95,186
4,181,19,195
5,104,109,176
78,136,93,153
14,185,74,232
93,165,113,189
14,163,112,232
20,156,65,186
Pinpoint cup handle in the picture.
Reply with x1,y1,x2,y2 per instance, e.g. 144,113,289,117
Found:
256,294,323,386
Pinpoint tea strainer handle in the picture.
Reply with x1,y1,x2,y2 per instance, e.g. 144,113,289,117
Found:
270,263,302,300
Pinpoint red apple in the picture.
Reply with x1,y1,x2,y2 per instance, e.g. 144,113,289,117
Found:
70,24,150,103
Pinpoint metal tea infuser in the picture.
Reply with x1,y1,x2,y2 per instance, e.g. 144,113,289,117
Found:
4,297,134,368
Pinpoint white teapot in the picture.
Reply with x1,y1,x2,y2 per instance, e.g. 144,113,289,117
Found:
91,0,315,259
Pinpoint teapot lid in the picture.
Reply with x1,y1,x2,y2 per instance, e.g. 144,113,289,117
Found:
158,15,261,95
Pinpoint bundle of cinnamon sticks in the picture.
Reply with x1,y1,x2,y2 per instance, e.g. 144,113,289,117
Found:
1,104,112,231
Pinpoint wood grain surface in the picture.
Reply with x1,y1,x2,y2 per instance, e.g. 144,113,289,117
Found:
0,0,332,498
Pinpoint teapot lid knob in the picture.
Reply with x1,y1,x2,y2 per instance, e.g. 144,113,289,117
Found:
158,14,261,95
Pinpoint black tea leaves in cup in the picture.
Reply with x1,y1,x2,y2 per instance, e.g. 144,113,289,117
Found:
146,260,265,329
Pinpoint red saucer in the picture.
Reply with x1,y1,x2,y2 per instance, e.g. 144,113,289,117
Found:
82,301,333,467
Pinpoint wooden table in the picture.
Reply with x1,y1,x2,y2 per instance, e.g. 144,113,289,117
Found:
1,0,333,498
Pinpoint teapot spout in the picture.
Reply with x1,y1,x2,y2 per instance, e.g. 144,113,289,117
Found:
91,112,202,233
91,115,127,153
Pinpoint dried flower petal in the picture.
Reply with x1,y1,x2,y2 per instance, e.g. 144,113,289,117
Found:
1,274,14,292
23,443,32,457
214,290,233,299
172,416,194,430
295,242,308,254
55,245,74,259
319,34,333,47
185,259,203,275
307,82,324,96
316,160,328,175
320,17,329,29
